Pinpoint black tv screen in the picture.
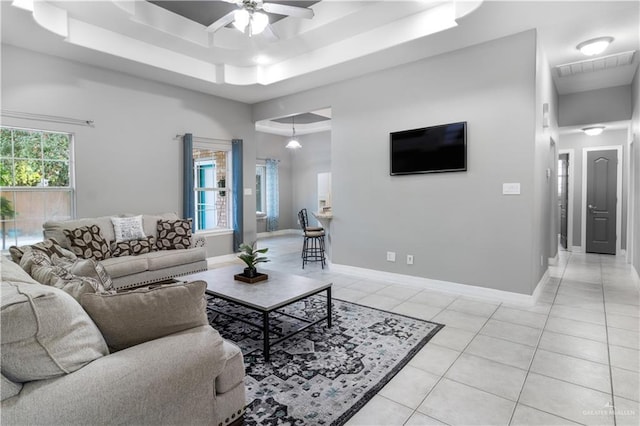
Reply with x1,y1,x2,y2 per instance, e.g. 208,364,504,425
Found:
390,121,467,175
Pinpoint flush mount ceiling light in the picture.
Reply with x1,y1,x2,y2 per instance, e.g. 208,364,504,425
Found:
576,37,614,56
286,116,302,149
582,126,605,136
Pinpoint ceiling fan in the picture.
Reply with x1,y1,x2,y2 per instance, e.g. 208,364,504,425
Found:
206,0,315,37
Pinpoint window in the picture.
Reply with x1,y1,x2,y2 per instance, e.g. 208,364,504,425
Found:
256,164,266,214
193,146,231,231
0,126,74,249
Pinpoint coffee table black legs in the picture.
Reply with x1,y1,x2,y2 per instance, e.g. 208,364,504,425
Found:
263,311,271,362
327,287,332,328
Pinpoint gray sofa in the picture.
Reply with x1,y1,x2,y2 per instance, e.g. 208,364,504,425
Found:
0,256,246,426
43,213,208,290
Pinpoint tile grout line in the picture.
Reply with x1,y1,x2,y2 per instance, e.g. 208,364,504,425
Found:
599,255,618,426
401,298,500,426
506,251,570,425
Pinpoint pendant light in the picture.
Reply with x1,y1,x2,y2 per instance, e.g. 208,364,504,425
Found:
286,116,302,149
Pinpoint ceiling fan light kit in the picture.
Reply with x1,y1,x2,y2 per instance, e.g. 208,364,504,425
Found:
576,36,614,56
208,0,315,37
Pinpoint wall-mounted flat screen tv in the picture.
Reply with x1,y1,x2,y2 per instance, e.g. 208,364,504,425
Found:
390,121,467,175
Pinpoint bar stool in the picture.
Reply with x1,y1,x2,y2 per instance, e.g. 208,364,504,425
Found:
298,209,326,269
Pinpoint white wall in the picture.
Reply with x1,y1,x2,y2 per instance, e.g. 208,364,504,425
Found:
254,31,543,295
1,45,257,255
559,85,632,127
255,132,294,230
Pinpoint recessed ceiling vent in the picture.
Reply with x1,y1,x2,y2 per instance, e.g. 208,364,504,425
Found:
556,50,635,77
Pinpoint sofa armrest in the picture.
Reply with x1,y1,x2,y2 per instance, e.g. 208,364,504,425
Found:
1,325,226,426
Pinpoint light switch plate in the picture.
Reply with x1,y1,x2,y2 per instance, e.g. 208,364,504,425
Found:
503,183,521,195
244,188,252,195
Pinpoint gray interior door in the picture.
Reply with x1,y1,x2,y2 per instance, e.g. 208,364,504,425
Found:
586,150,617,254
558,153,569,249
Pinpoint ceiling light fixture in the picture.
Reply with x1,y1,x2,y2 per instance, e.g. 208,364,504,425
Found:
286,116,302,149
576,37,614,56
232,6,268,36
582,126,605,136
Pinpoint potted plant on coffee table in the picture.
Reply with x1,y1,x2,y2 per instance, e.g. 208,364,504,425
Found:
235,241,270,283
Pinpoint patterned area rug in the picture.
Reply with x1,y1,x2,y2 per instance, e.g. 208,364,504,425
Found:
206,294,443,425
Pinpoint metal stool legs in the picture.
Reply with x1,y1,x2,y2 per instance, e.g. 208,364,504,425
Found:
302,233,326,269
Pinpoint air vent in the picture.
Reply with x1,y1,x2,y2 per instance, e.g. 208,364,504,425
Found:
556,51,636,77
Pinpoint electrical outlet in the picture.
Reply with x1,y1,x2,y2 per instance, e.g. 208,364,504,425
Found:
386,251,396,262
407,254,414,265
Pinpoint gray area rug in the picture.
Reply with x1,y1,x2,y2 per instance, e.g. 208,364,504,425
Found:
206,294,443,426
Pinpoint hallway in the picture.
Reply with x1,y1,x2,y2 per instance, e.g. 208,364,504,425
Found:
237,235,640,425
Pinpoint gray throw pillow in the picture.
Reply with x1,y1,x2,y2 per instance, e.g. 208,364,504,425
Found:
1,281,108,382
80,281,208,351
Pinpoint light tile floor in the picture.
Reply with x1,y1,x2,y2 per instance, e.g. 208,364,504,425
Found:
214,235,640,426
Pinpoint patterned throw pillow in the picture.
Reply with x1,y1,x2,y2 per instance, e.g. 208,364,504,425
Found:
111,236,156,257
29,255,113,301
156,219,193,250
63,225,111,261
9,239,76,264
111,215,146,242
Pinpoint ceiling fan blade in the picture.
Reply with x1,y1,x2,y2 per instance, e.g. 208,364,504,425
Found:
205,10,237,33
262,3,314,19
218,0,239,3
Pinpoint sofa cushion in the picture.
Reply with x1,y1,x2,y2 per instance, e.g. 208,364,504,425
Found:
44,216,116,249
0,257,34,283
110,236,156,257
80,281,208,351
1,373,22,401
139,212,180,239
145,247,207,271
100,255,149,279
111,215,146,242
156,218,193,250
64,225,111,261
0,280,108,383
216,340,245,394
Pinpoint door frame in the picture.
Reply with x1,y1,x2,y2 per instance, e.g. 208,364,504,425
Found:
559,149,574,251
581,146,622,255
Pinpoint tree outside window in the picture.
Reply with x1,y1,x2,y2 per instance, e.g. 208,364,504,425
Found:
0,127,74,249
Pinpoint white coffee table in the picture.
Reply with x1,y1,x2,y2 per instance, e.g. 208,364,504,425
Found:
181,266,332,361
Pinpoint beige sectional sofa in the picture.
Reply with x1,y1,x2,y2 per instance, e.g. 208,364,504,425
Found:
43,213,208,290
0,256,246,425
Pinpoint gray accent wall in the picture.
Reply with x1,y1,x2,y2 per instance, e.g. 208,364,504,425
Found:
559,86,632,127
291,131,331,230
255,132,294,230
254,31,550,295
558,130,629,250
1,45,257,252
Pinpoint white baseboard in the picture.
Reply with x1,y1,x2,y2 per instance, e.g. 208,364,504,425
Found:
257,229,300,239
571,246,584,253
632,265,640,291
331,263,543,307
548,253,559,266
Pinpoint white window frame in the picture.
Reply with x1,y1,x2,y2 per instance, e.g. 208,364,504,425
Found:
256,163,266,215
0,125,76,248
192,139,232,233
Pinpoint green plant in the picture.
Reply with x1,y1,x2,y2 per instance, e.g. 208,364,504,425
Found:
238,241,269,271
